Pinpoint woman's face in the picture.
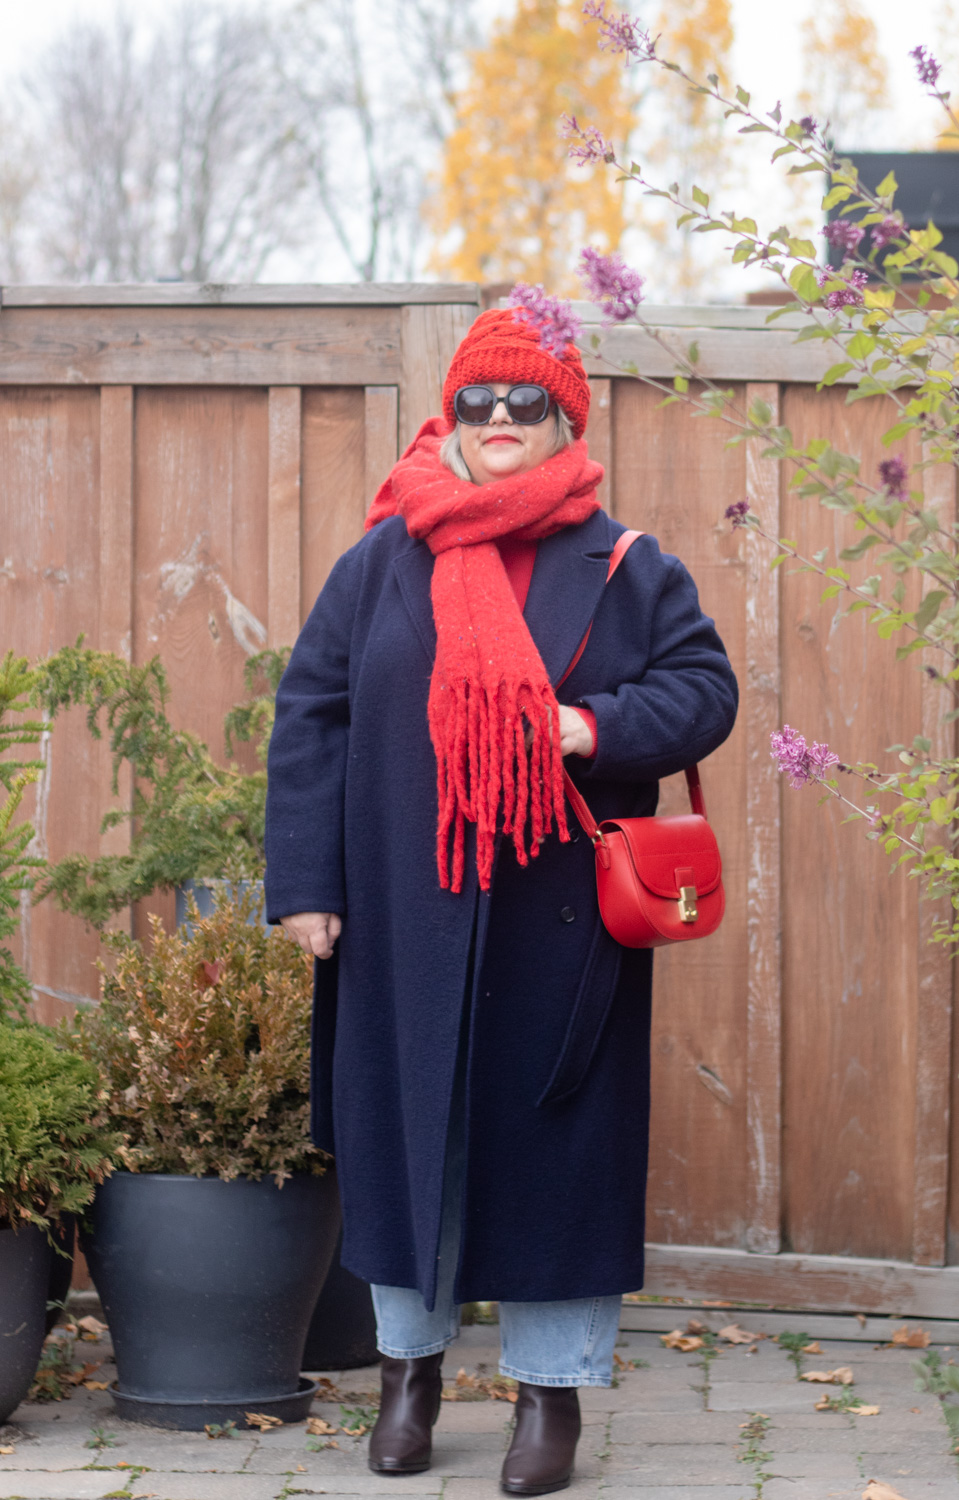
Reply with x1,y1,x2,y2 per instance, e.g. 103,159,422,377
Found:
458,383,558,485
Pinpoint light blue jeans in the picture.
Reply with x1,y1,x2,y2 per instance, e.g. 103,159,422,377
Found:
370,1062,622,1386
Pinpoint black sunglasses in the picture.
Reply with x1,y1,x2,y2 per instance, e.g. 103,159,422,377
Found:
453,384,552,426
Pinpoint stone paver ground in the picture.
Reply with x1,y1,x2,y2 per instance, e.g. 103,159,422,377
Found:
2,1322,959,1500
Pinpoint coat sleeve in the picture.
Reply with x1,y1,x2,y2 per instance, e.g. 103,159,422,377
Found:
264,551,356,921
575,550,738,784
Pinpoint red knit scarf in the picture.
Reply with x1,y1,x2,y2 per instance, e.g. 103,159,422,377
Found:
366,417,604,892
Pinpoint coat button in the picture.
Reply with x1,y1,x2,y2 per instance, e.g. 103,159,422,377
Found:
569,827,580,843
560,906,576,923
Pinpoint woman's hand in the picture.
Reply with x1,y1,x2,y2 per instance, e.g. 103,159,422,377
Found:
557,705,594,758
281,912,342,960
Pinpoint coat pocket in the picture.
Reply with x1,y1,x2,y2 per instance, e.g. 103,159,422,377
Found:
536,917,622,1107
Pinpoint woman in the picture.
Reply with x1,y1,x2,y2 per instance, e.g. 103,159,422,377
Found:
265,307,738,1495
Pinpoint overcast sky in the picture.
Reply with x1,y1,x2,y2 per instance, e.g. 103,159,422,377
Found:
0,0,948,294
0,0,943,142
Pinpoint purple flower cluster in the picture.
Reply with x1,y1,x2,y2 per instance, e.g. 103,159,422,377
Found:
911,45,942,87
799,116,818,136
724,499,750,527
508,283,583,358
879,454,909,502
817,266,868,311
578,247,645,323
561,114,615,166
770,725,839,789
823,220,865,254
872,214,905,252
582,0,654,60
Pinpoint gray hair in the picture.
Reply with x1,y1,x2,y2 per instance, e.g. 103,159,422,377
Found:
440,404,575,482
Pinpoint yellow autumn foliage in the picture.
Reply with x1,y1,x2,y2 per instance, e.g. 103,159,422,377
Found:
430,0,634,290
799,0,889,147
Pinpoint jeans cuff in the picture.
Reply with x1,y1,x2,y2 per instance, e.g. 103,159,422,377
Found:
498,1363,612,1388
378,1336,458,1359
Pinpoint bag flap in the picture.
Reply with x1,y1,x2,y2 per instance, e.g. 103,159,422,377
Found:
601,814,722,898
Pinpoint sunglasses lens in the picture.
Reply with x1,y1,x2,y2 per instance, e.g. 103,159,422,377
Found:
455,386,495,424
507,385,550,423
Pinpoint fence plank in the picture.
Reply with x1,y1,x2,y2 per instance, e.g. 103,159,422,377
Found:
268,388,302,650
586,379,613,513
613,379,749,1250
780,386,921,1262
0,307,401,385
744,383,783,1254
643,1241,959,1318
0,388,105,1015
364,386,399,509
914,459,958,1265
301,388,367,619
97,388,134,941
3,283,482,308
399,303,477,447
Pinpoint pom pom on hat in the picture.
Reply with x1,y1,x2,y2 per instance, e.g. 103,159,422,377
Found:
442,308,591,440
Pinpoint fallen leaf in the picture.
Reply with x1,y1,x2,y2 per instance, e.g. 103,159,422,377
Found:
296,1465,306,1472
855,1313,868,1328
661,1329,704,1352
67,1361,103,1385
891,1325,930,1349
0,1445,15,1455
306,1417,338,1436
910,1407,921,1414
701,1299,732,1307
801,1368,855,1386
245,1412,283,1430
686,1318,707,1335
311,1378,340,1401
76,1316,108,1340
863,1484,911,1500
719,1324,755,1345
853,1405,881,1416
114,1461,133,1469
83,1380,111,1391
801,1341,823,1354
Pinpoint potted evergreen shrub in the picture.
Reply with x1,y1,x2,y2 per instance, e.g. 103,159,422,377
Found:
0,1022,119,1425
71,888,341,1430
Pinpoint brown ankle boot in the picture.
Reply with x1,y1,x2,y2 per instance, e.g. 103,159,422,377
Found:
368,1352,444,1474
500,1383,581,1495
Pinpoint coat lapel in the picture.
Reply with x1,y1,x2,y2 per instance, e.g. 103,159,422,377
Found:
392,511,615,686
524,511,614,688
392,541,437,665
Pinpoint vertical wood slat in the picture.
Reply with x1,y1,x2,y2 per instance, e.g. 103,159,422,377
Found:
913,457,957,1266
365,386,399,508
268,387,302,649
586,379,613,513
98,387,134,900
399,304,478,448
744,381,783,1254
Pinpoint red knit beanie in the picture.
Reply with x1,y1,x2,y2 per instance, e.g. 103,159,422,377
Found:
442,308,591,440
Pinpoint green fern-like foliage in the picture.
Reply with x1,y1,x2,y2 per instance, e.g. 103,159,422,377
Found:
0,1021,120,1231
70,886,328,1184
0,652,47,1020
34,644,290,926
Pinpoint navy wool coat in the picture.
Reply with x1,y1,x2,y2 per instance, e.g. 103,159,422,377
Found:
265,508,738,1306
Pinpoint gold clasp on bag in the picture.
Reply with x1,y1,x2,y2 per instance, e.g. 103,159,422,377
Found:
678,885,698,924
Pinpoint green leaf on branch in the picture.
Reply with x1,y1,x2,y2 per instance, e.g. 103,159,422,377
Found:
839,534,880,561
915,590,948,633
788,263,821,302
692,185,709,208
822,185,853,209
819,362,854,388
787,237,817,259
735,85,750,105
875,169,898,200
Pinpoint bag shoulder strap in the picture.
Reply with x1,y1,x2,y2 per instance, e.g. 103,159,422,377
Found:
557,528,708,833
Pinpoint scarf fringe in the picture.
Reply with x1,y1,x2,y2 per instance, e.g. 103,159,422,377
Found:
429,678,570,893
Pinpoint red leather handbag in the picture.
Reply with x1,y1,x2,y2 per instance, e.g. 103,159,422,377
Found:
558,530,725,949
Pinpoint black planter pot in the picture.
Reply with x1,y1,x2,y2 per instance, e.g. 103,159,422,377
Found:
82,1170,341,1429
303,1226,380,1371
45,1215,76,1335
0,1224,52,1425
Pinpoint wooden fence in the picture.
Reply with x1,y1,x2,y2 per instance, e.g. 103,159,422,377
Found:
2,284,957,1316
